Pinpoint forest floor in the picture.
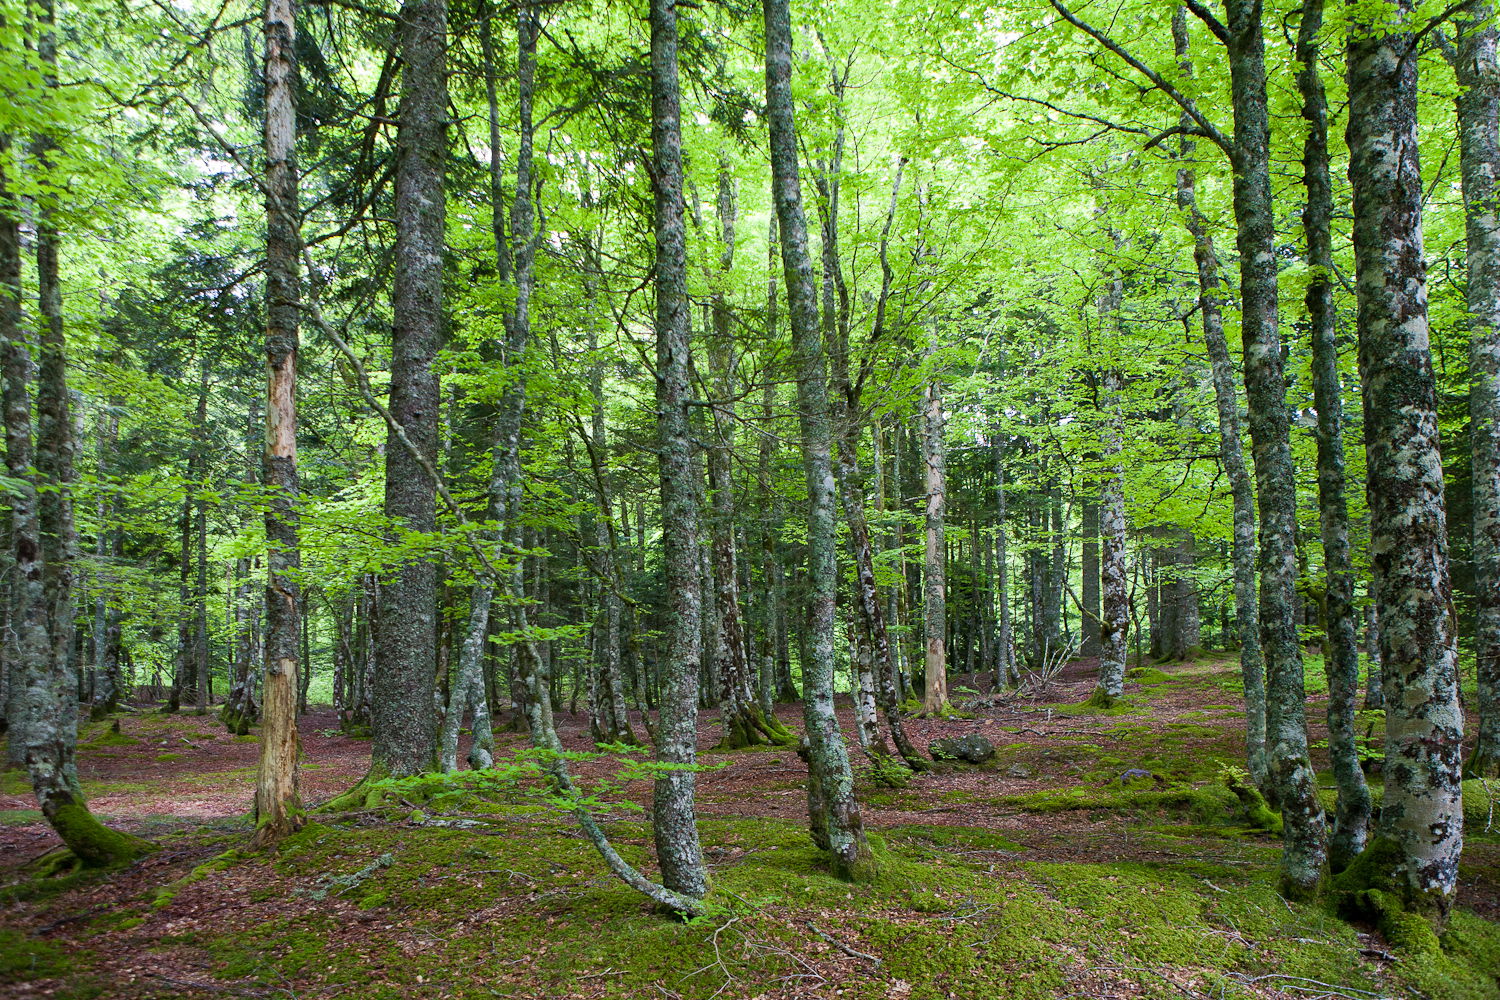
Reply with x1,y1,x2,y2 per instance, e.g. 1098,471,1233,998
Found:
4,652,1500,1000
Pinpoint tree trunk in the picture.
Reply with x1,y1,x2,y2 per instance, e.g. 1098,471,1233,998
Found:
371,0,447,779
1224,0,1327,897
1296,0,1370,872
1341,0,1464,927
1445,8,1500,779
1093,265,1128,704
649,0,708,900
1080,498,1101,657
993,434,1014,687
1172,11,1266,788
253,0,305,843
4,70,150,862
921,359,949,713
763,0,871,879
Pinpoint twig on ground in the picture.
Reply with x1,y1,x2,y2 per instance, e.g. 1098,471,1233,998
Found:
805,921,882,967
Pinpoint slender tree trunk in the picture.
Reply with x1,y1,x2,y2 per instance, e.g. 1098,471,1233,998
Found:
1341,0,1464,927
372,0,447,779
1080,497,1101,657
1093,266,1128,704
1295,0,1369,871
993,433,1014,687
1444,8,1500,778
764,0,871,878
1224,0,1327,896
1173,13,1266,788
649,0,708,899
921,358,949,713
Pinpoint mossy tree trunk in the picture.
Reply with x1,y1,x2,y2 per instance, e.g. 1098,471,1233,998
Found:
2,44,150,864
1443,7,1500,779
764,0,872,879
1171,9,1266,789
1344,0,1464,924
648,0,708,900
1296,0,1369,871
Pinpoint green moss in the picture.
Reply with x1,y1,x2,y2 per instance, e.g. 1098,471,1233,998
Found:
154,753,187,763
85,732,140,748
49,802,156,868
1125,666,1173,684
0,927,71,983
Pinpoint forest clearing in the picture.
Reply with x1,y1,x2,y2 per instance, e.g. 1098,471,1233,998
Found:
5,0,1500,995
7,654,1500,1000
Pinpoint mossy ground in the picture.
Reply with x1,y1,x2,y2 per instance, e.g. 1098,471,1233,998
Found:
2,652,1499,998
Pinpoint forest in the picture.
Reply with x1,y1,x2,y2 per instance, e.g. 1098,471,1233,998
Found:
4,0,1500,995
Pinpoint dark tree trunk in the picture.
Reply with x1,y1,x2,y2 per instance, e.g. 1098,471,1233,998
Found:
372,0,447,779
1296,0,1369,872
1080,497,1101,657
1445,8,1500,779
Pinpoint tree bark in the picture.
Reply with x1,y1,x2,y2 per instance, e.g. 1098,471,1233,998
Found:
1342,0,1464,926
921,358,949,713
649,0,708,899
1172,12,1266,788
372,0,447,779
1445,8,1500,779
1223,0,1327,896
763,0,871,878
1296,0,1369,871
1080,498,1101,657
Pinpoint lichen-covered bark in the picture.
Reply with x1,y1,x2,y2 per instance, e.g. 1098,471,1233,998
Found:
372,0,447,778
649,0,707,898
993,433,1015,687
252,0,305,846
763,0,871,879
1345,0,1464,923
3,36,150,862
1224,0,1327,895
1174,109,1266,785
1296,0,1369,871
1448,7,1500,779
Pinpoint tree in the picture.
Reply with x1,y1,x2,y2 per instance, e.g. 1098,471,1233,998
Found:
252,0,304,847
764,0,872,879
1337,0,1464,931
649,0,708,900
371,0,448,780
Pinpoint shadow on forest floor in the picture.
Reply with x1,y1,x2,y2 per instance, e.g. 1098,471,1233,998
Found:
4,650,1500,999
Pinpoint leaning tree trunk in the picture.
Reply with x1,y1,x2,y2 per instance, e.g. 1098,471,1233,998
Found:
1224,0,1327,897
1171,13,1266,788
1340,0,1464,929
764,0,871,879
4,55,150,863
1295,0,1369,872
649,0,708,900
253,0,305,845
371,0,447,779
1447,7,1500,779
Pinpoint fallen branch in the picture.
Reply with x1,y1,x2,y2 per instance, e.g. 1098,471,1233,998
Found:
805,921,881,967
